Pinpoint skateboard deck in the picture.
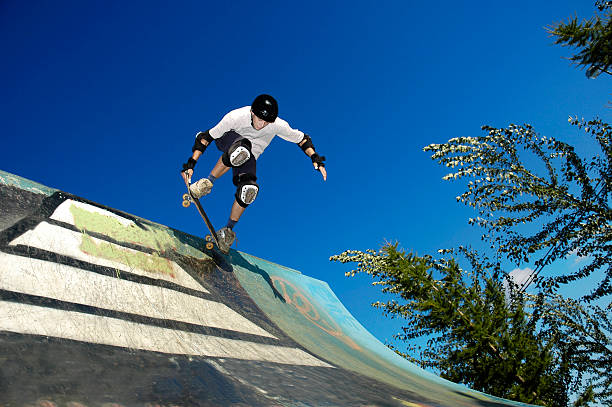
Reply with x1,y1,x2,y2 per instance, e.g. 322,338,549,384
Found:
181,174,220,251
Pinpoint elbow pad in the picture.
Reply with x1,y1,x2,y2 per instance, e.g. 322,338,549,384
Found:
192,130,214,153
299,134,315,153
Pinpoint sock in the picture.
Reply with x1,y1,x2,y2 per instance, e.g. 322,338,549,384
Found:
208,174,217,184
226,219,237,230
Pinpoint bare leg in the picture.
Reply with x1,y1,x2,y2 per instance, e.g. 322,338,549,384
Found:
210,156,231,178
229,200,246,222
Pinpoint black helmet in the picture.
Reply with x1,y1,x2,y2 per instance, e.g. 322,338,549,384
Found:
251,94,278,123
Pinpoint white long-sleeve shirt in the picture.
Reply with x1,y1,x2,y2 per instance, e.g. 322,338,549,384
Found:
209,106,305,159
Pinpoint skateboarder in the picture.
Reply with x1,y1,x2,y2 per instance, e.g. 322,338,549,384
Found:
181,94,327,253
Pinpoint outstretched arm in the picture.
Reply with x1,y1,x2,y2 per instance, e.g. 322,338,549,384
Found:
298,135,327,181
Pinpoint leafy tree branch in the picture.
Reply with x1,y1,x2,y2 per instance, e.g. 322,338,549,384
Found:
547,1,612,77
423,118,611,300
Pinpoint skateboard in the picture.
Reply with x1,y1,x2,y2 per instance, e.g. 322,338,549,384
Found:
181,174,219,251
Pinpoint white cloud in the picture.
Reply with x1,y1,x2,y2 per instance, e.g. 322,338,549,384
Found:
568,249,589,265
503,268,535,301
508,267,534,289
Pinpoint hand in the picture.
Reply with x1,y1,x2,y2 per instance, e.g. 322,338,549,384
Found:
310,153,327,181
182,157,197,182
181,169,193,183
313,162,327,181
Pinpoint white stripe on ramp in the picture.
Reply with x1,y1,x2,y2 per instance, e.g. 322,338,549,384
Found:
10,222,205,293
0,252,274,338
0,301,332,367
51,200,136,227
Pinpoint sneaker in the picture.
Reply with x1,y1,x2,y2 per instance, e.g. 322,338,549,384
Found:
190,178,213,199
216,227,236,254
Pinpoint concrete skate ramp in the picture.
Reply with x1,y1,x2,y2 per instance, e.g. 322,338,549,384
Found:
0,170,530,407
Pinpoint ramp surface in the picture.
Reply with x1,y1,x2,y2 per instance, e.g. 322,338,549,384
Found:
0,170,530,407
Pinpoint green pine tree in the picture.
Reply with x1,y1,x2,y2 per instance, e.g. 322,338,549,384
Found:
547,1,611,77
331,245,572,406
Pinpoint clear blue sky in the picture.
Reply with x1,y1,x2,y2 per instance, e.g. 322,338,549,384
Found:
1,1,609,352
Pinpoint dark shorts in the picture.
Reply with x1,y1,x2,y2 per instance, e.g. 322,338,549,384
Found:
215,131,257,185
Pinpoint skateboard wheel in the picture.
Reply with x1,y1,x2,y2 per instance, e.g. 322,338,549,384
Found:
182,193,191,201
182,200,190,208
205,235,213,242
206,242,214,250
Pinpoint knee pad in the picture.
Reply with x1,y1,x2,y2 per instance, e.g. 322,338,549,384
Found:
222,138,252,167
235,175,259,208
